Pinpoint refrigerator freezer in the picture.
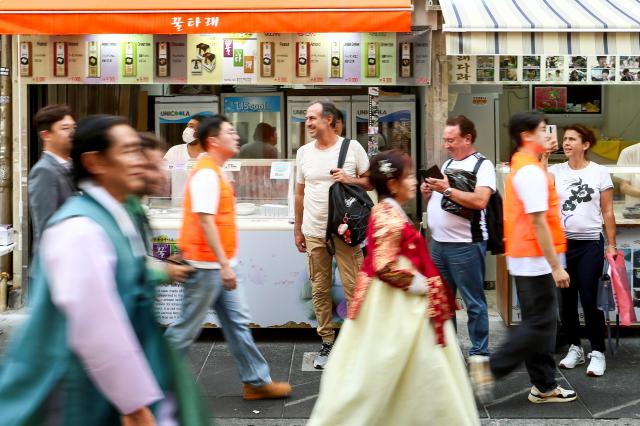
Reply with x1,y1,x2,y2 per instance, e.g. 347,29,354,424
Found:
351,94,417,158
286,96,352,158
222,93,285,159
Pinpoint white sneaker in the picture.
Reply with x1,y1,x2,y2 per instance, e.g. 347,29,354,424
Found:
528,385,577,403
559,344,585,369
586,351,606,376
468,355,494,404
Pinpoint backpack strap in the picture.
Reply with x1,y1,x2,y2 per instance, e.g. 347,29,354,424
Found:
444,158,454,170
337,138,351,169
472,154,486,175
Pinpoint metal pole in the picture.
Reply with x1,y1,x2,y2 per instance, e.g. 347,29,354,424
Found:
0,35,13,310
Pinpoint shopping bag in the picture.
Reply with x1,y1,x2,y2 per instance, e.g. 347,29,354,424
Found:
597,264,615,313
605,252,637,326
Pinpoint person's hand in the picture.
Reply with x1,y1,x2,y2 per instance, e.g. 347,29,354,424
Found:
606,245,618,259
221,264,237,290
330,168,352,184
420,181,432,200
552,266,570,288
166,262,194,283
544,136,558,153
294,228,306,253
426,175,450,194
121,407,156,426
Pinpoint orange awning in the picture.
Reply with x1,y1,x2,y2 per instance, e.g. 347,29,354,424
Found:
0,0,413,34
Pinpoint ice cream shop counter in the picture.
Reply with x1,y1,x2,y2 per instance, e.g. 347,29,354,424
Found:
148,158,348,328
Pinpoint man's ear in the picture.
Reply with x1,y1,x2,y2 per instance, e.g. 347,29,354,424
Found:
79,151,105,176
39,130,50,147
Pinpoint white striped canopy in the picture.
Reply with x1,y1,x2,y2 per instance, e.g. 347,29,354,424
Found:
440,0,640,55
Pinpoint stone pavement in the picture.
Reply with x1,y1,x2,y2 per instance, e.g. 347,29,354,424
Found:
2,291,640,425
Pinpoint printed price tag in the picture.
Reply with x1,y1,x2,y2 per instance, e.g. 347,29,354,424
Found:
223,160,242,172
270,162,291,179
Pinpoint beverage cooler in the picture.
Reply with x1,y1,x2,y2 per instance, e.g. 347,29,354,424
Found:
221,93,285,158
351,94,417,158
286,96,352,158
154,96,219,148
352,94,418,219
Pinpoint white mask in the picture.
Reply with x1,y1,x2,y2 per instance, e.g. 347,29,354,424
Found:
182,126,196,144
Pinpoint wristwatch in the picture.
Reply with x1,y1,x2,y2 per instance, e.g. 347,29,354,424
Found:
443,187,453,198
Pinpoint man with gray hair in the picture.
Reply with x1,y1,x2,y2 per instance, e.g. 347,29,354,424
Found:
294,101,371,369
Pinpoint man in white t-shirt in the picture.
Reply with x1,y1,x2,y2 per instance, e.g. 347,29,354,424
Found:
420,115,495,358
163,114,206,163
294,101,371,369
615,143,640,207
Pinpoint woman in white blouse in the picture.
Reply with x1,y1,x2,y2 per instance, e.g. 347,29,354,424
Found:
548,124,617,377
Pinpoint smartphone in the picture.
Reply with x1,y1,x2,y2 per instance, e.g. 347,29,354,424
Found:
420,165,444,181
545,124,558,152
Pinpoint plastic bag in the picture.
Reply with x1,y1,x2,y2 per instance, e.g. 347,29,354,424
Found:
440,168,477,220
606,252,637,325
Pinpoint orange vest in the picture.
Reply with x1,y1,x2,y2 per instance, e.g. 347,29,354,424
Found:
179,156,237,262
504,151,566,258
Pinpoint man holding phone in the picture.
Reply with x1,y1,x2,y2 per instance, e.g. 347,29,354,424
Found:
420,115,496,359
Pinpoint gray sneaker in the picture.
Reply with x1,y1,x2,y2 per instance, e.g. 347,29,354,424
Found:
313,342,334,370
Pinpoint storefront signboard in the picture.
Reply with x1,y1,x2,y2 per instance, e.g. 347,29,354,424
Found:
17,32,431,86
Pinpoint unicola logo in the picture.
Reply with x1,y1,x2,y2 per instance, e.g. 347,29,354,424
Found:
344,197,356,208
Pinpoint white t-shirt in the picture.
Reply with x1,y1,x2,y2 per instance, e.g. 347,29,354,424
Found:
507,165,565,276
549,162,613,240
295,138,370,238
164,144,192,163
427,153,496,243
186,167,238,269
615,144,640,207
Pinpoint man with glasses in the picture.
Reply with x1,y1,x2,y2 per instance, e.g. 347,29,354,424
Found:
165,115,292,401
420,115,495,360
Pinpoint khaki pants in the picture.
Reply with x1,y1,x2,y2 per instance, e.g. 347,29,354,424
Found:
305,235,364,343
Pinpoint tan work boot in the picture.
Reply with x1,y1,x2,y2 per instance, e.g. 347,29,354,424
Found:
242,381,292,400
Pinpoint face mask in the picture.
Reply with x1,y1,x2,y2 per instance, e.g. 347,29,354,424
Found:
182,127,196,144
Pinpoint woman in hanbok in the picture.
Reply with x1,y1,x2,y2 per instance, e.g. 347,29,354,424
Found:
308,150,479,426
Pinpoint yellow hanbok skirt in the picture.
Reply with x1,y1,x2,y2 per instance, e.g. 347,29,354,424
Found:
308,277,480,426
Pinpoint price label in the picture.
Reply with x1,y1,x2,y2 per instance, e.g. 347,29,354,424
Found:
223,160,242,172
270,162,291,179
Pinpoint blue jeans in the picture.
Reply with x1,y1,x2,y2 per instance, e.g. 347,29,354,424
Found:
164,268,272,387
430,239,490,356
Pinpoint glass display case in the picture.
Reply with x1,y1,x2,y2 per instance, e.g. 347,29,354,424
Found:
146,158,295,223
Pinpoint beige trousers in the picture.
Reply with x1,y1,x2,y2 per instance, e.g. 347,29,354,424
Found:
305,235,364,343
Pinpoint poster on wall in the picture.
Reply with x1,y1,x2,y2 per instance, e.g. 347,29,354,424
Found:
569,56,587,82
255,34,294,85
498,55,517,82
522,56,541,82
533,86,567,113
221,34,258,84
291,33,328,84
396,30,431,86
186,34,223,84
619,56,640,81
590,55,615,82
544,56,564,82
449,55,474,84
475,56,495,82
118,35,154,84
323,33,363,84
19,36,50,83
153,35,188,84
361,33,396,85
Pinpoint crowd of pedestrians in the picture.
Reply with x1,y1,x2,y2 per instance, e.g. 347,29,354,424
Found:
0,100,622,424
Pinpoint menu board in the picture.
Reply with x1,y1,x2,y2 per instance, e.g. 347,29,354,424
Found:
450,54,640,85
17,31,431,86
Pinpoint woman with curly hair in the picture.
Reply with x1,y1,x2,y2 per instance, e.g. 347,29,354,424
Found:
547,124,617,377
308,150,478,426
